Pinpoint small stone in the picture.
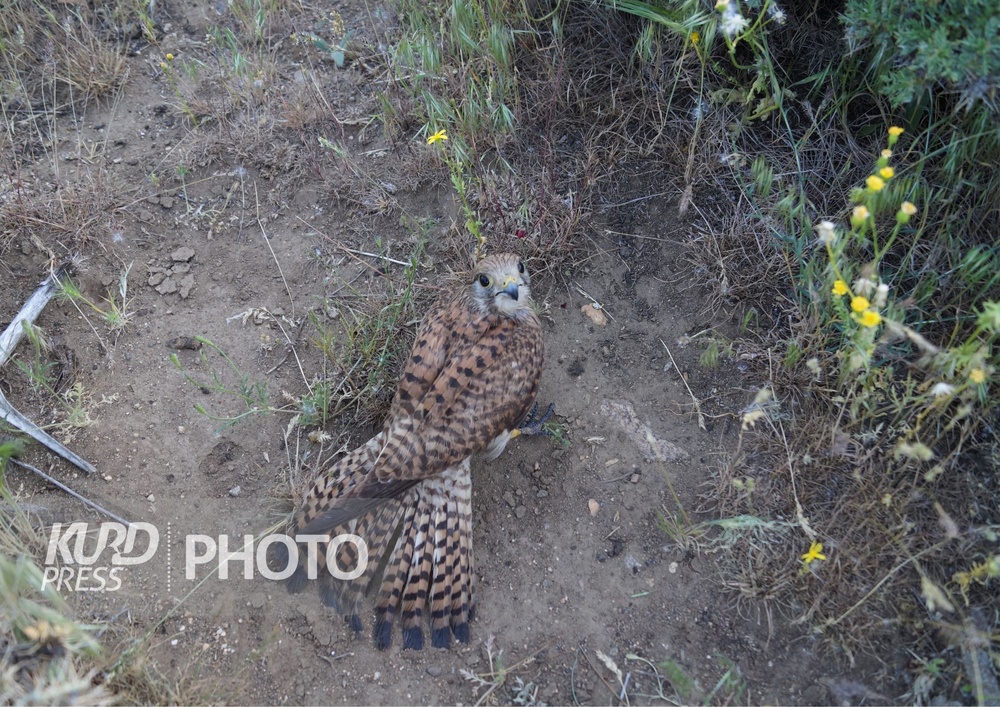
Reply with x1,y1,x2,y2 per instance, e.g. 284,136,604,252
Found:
139,209,154,222
148,273,165,287
159,196,175,208
156,278,177,295
515,506,527,519
103,474,113,481
170,263,190,274
271,306,285,316
630,473,640,483
147,494,155,502
425,666,442,677
178,274,195,299
588,499,600,516
536,490,548,498
668,561,678,574
503,493,516,508
146,196,159,205
178,426,186,433
229,485,242,497
171,246,195,262
20,240,32,256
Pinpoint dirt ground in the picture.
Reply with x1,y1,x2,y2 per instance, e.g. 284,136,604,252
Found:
0,2,876,704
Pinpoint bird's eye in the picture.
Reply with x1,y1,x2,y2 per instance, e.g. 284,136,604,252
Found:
517,261,525,274
478,274,491,288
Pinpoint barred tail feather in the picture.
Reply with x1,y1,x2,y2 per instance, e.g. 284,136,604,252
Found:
375,460,474,650
281,435,476,651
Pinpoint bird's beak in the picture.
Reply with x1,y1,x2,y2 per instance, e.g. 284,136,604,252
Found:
501,276,519,301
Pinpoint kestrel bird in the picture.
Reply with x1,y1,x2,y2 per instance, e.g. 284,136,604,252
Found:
276,253,548,650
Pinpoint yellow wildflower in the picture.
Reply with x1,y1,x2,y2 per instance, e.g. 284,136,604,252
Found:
166,53,175,61
897,200,917,224
866,175,885,192
160,61,168,69
851,205,870,228
859,309,882,327
801,541,827,564
969,368,986,384
832,279,849,296
851,296,870,313
889,126,904,137
879,166,895,179
690,31,700,44
427,129,448,145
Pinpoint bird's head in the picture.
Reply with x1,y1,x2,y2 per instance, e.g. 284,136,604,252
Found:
468,253,534,319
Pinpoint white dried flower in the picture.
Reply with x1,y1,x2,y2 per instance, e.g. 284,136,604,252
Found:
853,277,876,298
873,283,889,309
815,220,837,244
721,7,748,37
930,382,956,397
767,3,786,24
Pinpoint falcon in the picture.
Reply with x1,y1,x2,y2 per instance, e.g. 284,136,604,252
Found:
276,253,549,650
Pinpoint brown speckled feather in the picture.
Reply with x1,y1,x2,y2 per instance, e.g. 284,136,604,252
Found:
278,253,542,650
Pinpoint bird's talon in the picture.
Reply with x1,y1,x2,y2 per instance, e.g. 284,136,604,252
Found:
518,402,555,437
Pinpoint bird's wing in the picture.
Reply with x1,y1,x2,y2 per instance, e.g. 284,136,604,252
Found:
373,310,543,482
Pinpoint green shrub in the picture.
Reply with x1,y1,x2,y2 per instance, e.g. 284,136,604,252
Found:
843,0,1000,112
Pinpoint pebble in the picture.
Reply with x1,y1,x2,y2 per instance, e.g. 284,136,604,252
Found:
229,485,242,497
156,277,177,295
503,492,516,508
147,494,155,502
630,473,640,483
425,666,441,677
668,561,678,574
171,246,195,262
178,274,195,299
536,490,548,498
514,506,527,519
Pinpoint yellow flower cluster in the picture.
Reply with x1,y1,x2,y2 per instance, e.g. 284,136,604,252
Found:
829,284,883,328
862,126,906,192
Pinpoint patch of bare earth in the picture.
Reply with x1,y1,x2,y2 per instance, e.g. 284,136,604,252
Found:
0,2,878,705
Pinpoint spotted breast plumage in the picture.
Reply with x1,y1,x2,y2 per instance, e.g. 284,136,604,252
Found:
277,253,545,650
